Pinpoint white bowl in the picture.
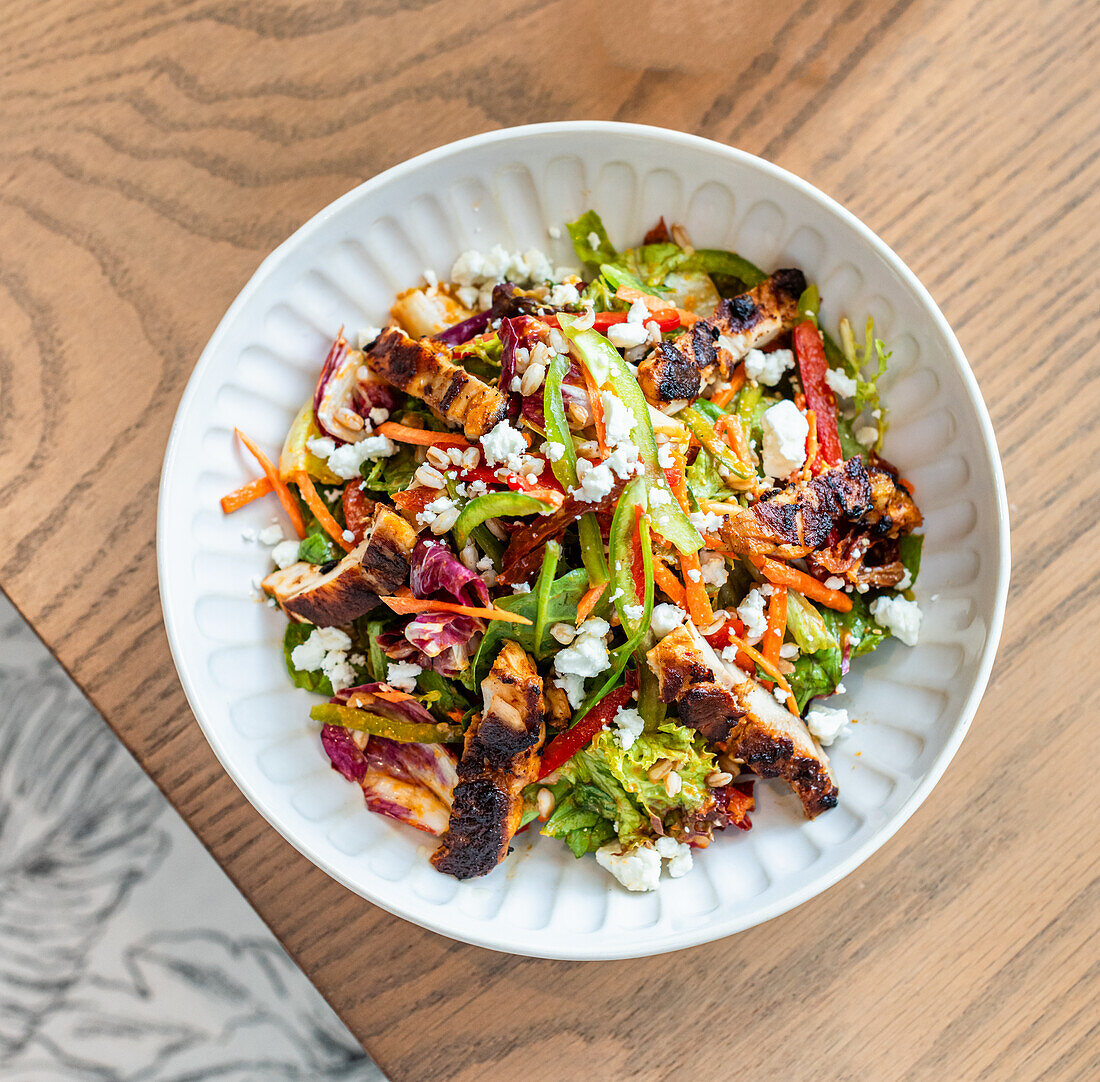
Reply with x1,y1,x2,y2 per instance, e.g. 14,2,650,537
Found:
158,122,1010,959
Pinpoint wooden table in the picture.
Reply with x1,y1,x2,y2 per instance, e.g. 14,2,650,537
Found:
2,1,1097,1078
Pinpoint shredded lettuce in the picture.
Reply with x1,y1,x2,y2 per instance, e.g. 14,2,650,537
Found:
839,316,890,450
539,721,717,857
785,589,838,654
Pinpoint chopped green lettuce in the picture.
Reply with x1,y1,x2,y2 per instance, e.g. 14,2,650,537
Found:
539,721,717,857
298,531,336,565
566,210,618,266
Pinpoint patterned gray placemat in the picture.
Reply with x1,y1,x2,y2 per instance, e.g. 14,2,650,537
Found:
0,593,386,1081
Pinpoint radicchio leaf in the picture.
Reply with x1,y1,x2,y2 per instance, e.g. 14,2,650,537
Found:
409,539,490,608
364,735,458,805
320,724,369,782
332,681,438,725
359,771,452,835
434,311,491,347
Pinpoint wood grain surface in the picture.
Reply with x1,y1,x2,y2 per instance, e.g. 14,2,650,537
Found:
2,1,1098,1079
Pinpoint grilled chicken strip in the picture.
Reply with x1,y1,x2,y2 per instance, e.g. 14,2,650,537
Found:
637,269,806,404
432,641,546,879
262,504,416,624
647,625,838,818
717,456,921,562
364,327,508,439
720,457,874,560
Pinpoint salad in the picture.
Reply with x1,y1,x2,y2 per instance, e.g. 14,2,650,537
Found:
223,210,923,892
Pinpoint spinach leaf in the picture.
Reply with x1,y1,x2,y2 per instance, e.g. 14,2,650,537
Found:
786,592,889,710
416,668,475,722
469,568,589,684
685,248,766,288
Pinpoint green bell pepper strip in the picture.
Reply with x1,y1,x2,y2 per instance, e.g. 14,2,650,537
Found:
365,620,388,683
309,703,463,744
557,314,703,555
452,491,549,550
607,477,649,637
543,353,609,588
678,405,750,478
571,505,655,722
532,540,561,659
470,524,504,569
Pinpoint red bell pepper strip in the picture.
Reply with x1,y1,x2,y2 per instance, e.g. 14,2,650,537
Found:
541,309,681,333
793,321,842,469
538,679,636,780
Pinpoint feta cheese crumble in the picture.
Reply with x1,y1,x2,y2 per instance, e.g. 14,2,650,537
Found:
596,842,662,892
480,419,527,472
271,539,301,569
824,367,858,399
650,603,688,637
386,660,422,692
611,705,645,750
761,399,809,479
737,588,769,644
290,627,357,692
308,434,396,479
654,835,694,879
258,524,284,546
553,617,611,708
607,321,649,349
744,347,795,386
806,705,850,745
699,550,729,588
869,594,922,646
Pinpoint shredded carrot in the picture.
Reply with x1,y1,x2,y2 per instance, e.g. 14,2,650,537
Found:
576,582,607,624
762,585,788,667
755,557,852,612
578,359,607,453
234,429,307,539
379,595,533,625
295,470,354,553
803,410,818,481
679,550,714,627
709,364,747,408
376,422,471,448
653,560,686,606
663,445,692,515
372,688,421,704
615,285,665,308
220,475,272,514
673,307,702,326
727,633,799,713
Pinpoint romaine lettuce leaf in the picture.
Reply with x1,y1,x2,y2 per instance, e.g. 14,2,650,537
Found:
539,720,718,858
566,211,618,266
